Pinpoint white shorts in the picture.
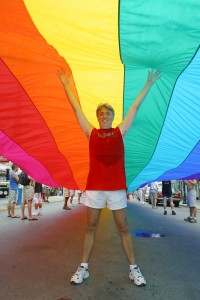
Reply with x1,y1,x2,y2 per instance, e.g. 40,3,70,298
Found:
69,189,75,196
84,190,127,210
63,188,70,197
33,193,43,204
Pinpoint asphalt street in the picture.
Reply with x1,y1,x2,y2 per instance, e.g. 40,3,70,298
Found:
0,196,200,300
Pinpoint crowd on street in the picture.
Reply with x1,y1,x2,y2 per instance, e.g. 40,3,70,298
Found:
2,163,84,221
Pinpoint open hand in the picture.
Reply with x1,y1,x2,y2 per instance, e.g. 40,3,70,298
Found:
147,69,160,86
57,69,71,86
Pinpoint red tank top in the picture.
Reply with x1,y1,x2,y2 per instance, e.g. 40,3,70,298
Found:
85,127,127,190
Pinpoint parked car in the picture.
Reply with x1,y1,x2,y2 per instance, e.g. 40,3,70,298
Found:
148,186,182,207
0,166,10,198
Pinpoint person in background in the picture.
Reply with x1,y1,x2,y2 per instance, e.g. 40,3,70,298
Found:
7,164,20,218
139,185,148,205
43,185,50,203
33,182,43,216
162,180,176,215
63,187,71,210
184,180,197,223
149,181,159,208
69,189,75,207
57,68,160,287
21,172,37,221
77,190,82,204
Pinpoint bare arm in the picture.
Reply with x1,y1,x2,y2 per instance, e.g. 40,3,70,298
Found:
57,69,94,139
119,70,160,137
28,175,35,187
13,173,19,183
188,180,197,185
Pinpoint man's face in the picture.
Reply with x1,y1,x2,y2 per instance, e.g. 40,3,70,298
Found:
97,107,114,129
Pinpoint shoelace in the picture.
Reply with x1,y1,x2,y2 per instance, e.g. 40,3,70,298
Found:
74,267,86,277
130,268,143,278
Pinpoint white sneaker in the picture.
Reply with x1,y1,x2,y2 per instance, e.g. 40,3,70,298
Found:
32,211,38,216
129,266,146,286
38,211,42,216
70,266,89,285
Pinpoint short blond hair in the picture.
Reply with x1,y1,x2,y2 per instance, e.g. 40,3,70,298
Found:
96,103,115,117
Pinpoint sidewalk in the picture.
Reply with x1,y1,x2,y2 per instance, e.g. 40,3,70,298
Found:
0,195,65,212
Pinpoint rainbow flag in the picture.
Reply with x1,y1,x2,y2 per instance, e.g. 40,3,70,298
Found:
0,1,200,191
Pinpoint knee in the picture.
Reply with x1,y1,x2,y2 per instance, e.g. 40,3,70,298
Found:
116,222,129,234
86,221,99,233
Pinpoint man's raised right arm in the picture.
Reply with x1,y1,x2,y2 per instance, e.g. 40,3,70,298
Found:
57,69,93,139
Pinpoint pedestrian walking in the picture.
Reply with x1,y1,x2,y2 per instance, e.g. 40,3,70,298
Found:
33,182,43,216
20,172,37,221
162,181,176,215
184,180,197,223
63,187,71,210
149,181,159,208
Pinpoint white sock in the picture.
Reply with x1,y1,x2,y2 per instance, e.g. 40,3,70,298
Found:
130,264,138,270
81,263,88,269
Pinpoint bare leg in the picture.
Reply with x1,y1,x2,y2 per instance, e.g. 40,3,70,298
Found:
70,196,74,206
38,202,42,211
190,207,197,218
169,197,174,210
81,207,102,262
63,197,70,209
189,207,193,217
21,202,26,219
78,193,82,204
28,199,33,219
193,207,197,218
150,194,154,208
34,203,39,212
11,203,16,217
142,191,146,204
163,197,167,211
7,202,12,216
112,208,135,265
